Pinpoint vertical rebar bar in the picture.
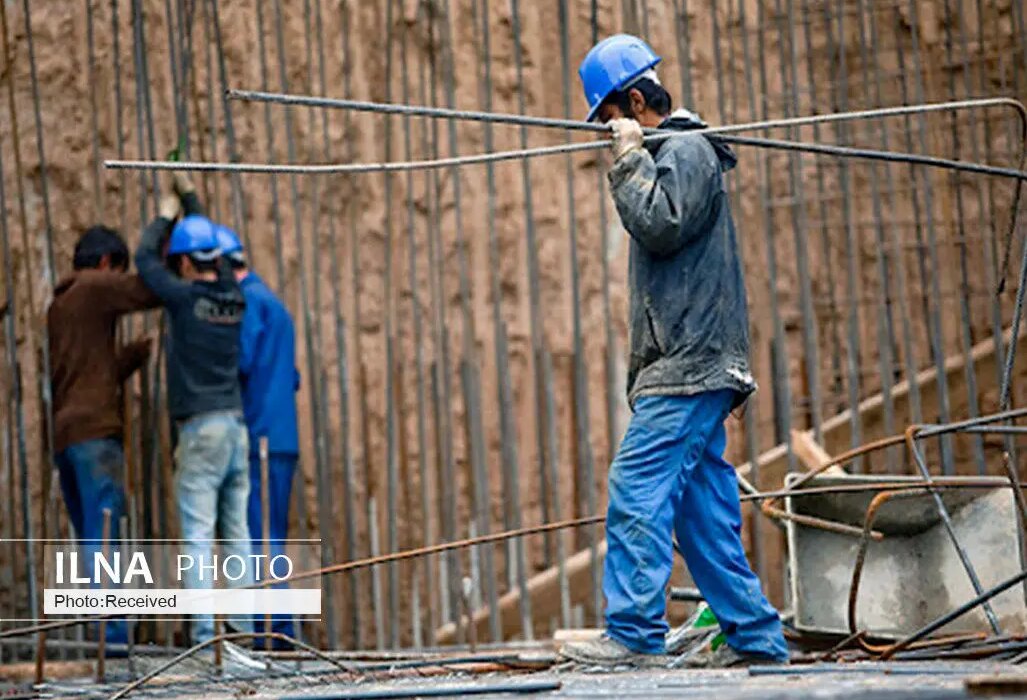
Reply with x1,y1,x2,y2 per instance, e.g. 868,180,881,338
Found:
864,4,921,457
253,0,286,294
409,19,441,644
378,0,401,650
423,17,460,634
849,0,899,470
773,0,821,437
469,0,531,641
899,0,955,473
437,0,500,642
0,107,35,649
558,0,599,629
313,0,358,650
592,2,619,476
941,0,987,474
754,0,795,475
269,0,336,647
339,0,369,649
206,0,248,248
86,0,103,216
509,0,555,586
826,0,865,468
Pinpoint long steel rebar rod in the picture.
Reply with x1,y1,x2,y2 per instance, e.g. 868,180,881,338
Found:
104,134,1027,181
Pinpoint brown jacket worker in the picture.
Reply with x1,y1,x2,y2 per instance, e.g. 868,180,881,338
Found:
48,225,160,645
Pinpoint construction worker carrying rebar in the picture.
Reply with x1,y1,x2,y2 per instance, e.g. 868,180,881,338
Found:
48,225,160,650
214,224,301,648
560,34,788,669
135,173,253,645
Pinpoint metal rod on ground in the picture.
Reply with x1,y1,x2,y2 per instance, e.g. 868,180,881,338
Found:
108,631,358,700
274,680,563,700
905,426,1001,633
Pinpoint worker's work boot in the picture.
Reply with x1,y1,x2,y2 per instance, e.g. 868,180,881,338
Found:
560,634,668,668
683,643,787,669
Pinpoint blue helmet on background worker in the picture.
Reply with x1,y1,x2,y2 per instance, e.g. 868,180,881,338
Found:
579,34,661,122
214,223,246,267
168,215,220,262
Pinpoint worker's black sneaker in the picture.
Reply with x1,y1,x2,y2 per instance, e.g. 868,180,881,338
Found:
560,634,668,668
683,644,787,669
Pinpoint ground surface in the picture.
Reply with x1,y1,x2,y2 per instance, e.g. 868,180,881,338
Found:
20,660,1027,699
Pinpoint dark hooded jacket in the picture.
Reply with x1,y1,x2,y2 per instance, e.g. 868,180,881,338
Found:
607,109,755,409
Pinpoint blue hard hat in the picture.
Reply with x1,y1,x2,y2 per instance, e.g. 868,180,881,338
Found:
579,34,661,122
214,224,244,254
214,223,246,265
168,215,220,261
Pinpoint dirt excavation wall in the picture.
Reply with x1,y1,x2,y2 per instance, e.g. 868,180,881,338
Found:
1,0,1026,649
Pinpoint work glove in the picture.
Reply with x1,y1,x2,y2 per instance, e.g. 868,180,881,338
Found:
158,193,181,221
609,118,644,161
171,171,196,197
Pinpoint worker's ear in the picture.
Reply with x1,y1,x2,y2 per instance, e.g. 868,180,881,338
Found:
627,87,647,120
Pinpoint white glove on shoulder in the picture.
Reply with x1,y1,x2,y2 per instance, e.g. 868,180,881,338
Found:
158,194,181,221
609,118,644,161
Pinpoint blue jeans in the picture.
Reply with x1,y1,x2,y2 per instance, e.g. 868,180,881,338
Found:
603,391,787,660
56,437,128,645
247,453,297,644
174,410,253,644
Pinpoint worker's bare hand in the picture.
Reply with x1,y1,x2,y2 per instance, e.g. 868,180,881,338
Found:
609,118,644,160
158,193,181,221
172,171,196,197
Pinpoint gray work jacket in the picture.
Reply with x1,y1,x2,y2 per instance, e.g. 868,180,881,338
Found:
608,109,756,410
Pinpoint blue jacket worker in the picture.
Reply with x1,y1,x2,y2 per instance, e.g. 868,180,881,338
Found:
560,35,788,669
215,223,300,648
135,173,253,645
